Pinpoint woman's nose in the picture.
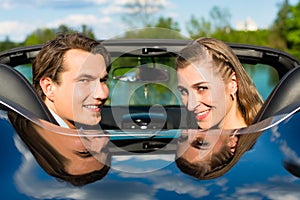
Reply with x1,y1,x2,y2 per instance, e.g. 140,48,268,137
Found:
187,92,200,111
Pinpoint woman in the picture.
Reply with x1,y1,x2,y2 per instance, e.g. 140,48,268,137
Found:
176,37,263,130
175,37,263,179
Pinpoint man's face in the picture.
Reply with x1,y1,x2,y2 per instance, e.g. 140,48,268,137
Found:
51,49,109,127
34,123,110,175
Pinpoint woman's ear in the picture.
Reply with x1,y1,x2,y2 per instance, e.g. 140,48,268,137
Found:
229,73,238,94
228,135,238,154
39,77,56,102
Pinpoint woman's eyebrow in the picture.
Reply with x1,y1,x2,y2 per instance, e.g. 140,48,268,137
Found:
177,85,185,90
191,81,208,87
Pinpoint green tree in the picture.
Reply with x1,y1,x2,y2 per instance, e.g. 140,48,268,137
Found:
270,0,300,59
285,1,300,58
186,15,212,38
186,6,231,39
209,6,231,32
81,24,95,39
270,0,291,50
155,17,180,32
0,36,22,51
24,24,95,45
120,27,185,39
121,0,165,28
119,16,184,39
24,28,55,45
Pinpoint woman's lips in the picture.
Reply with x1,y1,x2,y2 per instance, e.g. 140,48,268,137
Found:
195,109,210,121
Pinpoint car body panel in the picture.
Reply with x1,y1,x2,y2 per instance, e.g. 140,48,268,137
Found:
1,39,300,199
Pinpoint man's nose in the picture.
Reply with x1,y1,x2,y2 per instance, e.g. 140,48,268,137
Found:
89,137,109,152
93,82,109,99
83,136,109,152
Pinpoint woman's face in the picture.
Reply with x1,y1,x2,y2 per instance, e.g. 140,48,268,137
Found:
177,60,235,129
176,129,237,164
177,129,223,162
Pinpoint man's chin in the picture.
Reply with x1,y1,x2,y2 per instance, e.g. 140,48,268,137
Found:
73,118,101,129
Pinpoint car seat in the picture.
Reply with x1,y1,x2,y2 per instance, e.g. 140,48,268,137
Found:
253,66,300,123
0,63,57,124
252,66,300,178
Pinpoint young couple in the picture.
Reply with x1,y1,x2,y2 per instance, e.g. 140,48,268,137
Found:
10,32,263,184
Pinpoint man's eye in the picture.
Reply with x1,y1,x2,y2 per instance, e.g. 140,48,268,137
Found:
100,75,109,83
79,79,90,83
77,151,92,158
178,135,188,143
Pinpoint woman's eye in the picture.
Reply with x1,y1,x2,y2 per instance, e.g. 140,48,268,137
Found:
196,86,208,92
178,87,188,96
191,138,209,149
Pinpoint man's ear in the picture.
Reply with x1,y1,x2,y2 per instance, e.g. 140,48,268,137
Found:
40,77,56,101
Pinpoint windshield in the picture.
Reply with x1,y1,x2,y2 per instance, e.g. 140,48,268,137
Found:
14,56,279,106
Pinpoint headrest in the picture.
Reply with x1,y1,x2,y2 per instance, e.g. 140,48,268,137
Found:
253,66,300,123
0,63,57,124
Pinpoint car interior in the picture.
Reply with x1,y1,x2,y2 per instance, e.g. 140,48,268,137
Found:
0,39,299,154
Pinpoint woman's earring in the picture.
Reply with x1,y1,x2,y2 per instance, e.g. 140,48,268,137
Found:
230,93,235,101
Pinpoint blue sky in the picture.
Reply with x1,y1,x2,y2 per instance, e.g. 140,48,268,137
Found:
0,0,298,42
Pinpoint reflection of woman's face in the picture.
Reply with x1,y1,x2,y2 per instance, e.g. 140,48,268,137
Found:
177,130,232,163
177,60,233,129
35,125,109,175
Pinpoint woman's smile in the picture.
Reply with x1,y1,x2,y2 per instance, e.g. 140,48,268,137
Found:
195,109,211,121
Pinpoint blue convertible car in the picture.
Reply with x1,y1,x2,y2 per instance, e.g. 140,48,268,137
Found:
1,38,300,199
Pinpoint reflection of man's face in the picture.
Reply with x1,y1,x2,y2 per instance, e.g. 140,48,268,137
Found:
51,49,109,127
177,60,233,129
36,124,110,175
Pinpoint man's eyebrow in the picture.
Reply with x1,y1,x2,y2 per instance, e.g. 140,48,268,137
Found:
76,74,97,80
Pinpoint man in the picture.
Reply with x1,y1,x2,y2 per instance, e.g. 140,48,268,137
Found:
33,32,110,128
8,32,113,186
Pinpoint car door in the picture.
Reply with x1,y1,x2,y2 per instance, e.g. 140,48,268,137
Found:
1,39,300,199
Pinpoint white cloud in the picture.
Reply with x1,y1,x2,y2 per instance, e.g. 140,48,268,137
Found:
236,17,258,31
111,154,175,173
45,14,119,39
0,0,15,9
47,14,111,28
0,0,108,9
113,154,174,162
233,179,300,200
0,110,8,120
280,140,300,165
87,0,108,4
0,20,36,41
101,0,173,15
